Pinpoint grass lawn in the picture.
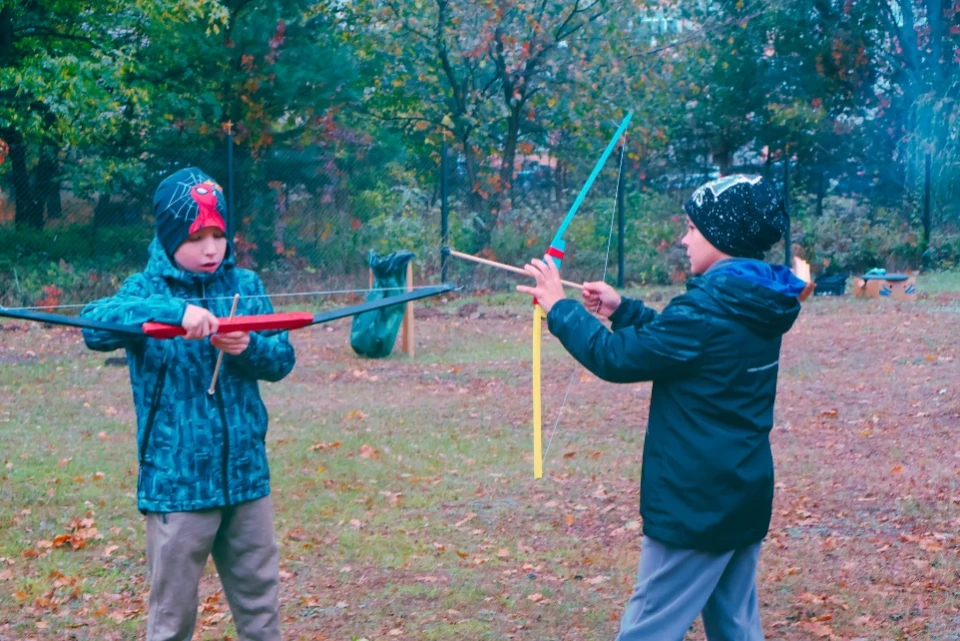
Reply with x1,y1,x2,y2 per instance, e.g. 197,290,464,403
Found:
2,276,960,640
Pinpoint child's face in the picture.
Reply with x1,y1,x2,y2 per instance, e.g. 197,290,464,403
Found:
173,227,227,273
681,217,728,275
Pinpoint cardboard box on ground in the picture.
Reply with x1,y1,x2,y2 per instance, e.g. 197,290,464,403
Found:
853,273,918,301
790,259,918,301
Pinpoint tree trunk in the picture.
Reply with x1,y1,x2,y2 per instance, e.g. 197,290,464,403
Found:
714,138,733,176
554,159,564,204
927,0,944,83
93,193,124,227
816,170,825,217
0,5,13,66
500,105,521,203
458,134,486,222
35,148,62,220
11,142,44,229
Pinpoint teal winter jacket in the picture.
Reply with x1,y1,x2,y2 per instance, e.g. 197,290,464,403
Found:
81,239,295,513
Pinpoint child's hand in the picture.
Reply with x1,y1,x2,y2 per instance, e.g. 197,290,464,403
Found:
181,304,219,339
516,258,566,313
582,282,622,319
211,331,250,355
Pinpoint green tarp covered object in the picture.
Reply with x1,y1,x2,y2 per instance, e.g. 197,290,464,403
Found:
350,250,414,358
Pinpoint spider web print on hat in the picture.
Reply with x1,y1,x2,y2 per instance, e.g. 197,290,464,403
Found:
164,171,226,223
153,167,227,257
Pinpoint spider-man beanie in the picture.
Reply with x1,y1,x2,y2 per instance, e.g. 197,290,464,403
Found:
682,174,787,260
153,167,227,257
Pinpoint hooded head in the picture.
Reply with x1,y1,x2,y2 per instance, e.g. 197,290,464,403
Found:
153,167,228,260
682,174,787,268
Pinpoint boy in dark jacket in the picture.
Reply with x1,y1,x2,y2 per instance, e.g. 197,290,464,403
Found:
518,175,804,640
82,168,295,641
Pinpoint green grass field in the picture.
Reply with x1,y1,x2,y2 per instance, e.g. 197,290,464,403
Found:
2,277,960,640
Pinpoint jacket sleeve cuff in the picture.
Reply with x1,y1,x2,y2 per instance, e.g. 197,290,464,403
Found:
609,297,641,328
234,331,263,362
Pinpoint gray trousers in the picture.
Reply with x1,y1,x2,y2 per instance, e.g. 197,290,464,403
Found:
145,496,281,641
616,536,764,641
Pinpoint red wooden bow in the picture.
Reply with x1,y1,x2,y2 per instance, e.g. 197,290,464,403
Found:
142,312,314,338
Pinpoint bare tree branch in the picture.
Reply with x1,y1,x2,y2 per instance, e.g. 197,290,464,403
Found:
13,26,97,47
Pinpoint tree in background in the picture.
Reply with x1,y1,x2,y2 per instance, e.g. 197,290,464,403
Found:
353,0,633,248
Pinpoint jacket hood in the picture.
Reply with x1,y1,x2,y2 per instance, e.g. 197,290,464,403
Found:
145,237,235,288
690,258,804,337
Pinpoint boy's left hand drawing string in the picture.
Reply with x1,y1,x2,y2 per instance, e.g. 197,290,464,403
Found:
0,283,455,337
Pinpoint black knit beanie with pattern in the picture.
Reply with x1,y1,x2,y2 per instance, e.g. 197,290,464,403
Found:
682,174,787,260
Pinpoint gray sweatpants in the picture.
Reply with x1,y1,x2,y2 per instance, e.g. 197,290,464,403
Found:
616,536,764,641
145,496,281,641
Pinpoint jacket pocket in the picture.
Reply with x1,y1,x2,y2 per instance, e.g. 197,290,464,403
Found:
138,359,169,465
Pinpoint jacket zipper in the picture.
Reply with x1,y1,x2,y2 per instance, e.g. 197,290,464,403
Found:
202,281,232,505
216,386,231,504
138,356,169,491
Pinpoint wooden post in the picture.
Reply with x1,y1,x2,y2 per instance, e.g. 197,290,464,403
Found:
401,262,415,357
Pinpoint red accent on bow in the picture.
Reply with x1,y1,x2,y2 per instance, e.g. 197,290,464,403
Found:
546,246,565,260
143,312,314,338
188,183,226,234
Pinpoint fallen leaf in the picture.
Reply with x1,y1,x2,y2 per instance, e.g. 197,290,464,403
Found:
527,593,545,603
455,513,476,528
201,612,227,625
918,538,943,552
804,621,834,638
286,527,307,541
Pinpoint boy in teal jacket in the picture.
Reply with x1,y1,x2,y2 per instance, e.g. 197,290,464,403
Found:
82,168,295,641
519,175,805,640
